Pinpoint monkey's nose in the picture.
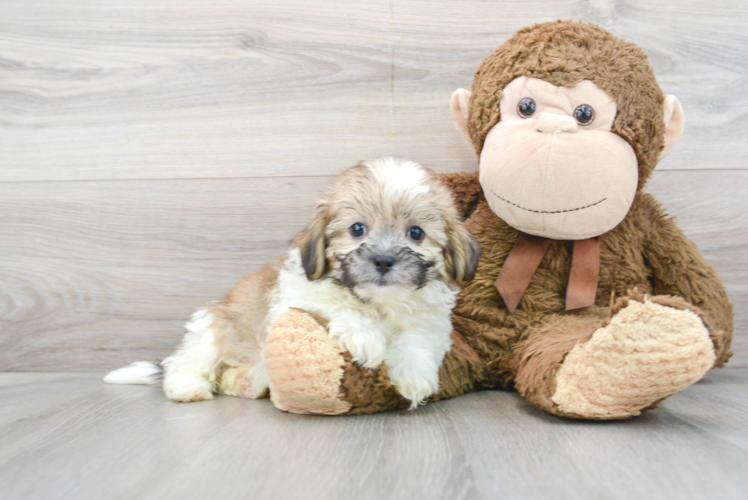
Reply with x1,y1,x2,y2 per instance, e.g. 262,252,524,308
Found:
536,113,578,134
372,255,396,275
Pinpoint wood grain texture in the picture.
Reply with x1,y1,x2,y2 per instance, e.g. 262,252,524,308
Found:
0,170,745,371
1,0,747,182
0,370,747,500
0,175,330,370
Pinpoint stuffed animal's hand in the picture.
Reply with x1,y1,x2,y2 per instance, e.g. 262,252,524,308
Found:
264,308,410,415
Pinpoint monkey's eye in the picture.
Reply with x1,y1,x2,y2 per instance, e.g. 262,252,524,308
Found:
408,226,425,242
350,223,367,237
574,104,595,125
517,98,536,118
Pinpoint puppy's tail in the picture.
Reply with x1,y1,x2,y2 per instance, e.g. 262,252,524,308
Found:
103,361,163,386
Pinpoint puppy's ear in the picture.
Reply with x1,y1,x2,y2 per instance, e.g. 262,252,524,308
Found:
296,201,330,281
444,215,481,284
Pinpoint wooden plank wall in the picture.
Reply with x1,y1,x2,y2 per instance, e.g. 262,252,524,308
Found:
1,0,746,371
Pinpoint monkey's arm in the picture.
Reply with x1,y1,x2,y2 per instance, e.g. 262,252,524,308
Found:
438,171,483,219
640,194,733,364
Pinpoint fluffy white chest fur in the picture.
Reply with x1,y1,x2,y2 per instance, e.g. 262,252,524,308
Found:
271,248,457,341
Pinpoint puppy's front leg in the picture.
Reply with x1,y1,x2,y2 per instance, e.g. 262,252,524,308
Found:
327,310,387,369
386,328,452,409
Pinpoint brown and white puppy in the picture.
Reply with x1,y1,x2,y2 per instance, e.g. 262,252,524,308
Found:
104,157,480,408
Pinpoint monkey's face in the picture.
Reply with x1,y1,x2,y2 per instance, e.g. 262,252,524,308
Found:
478,76,638,240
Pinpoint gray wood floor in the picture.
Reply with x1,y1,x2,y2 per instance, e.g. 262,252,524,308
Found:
1,1,747,499
1,369,747,500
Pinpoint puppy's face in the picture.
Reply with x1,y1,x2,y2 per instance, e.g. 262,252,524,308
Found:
296,158,480,302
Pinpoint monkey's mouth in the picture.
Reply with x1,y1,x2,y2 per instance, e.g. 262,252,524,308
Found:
490,189,606,214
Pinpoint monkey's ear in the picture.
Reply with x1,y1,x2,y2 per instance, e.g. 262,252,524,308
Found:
450,89,472,141
296,202,329,281
659,95,685,160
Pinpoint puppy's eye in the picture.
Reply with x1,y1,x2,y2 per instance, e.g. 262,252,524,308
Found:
349,222,366,237
408,226,425,242
517,98,536,118
574,104,595,125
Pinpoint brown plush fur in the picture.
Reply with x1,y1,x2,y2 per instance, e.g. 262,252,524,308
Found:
264,21,733,418
338,329,487,414
509,312,605,416
322,179,733,416
339,356,410,415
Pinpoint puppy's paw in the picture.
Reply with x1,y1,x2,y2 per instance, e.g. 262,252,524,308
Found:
389,368,439,410
218,366,269,399
328,320,386,369
164,374,214,402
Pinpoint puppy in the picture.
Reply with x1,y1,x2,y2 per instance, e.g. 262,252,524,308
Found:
104,157,480,408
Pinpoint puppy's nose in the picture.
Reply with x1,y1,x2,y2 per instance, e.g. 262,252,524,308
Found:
373,255,396,275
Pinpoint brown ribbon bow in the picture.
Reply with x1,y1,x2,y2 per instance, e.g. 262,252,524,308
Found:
494,233,600,314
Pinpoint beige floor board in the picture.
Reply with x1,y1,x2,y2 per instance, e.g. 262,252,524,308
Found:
0,170,744,371
1,0,747,183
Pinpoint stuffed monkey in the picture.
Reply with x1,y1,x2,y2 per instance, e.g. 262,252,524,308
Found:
263,21,733,419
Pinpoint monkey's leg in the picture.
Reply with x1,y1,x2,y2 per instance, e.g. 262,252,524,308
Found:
263,309,482,415
511,294,718,420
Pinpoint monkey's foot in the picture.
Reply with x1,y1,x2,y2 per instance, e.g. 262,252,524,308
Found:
551,299,715,419
264,309,410,415
264,309,352,415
